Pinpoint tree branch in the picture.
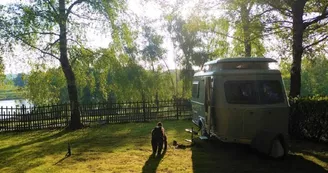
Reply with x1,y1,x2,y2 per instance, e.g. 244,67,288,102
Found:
45,0,58,15
45,38,60,50
16,37,59,59
67,38,85,46
303,35,328,50
250,8,274,21
209,29,244,42
70,11,106,22
4,27,60,59
17,32,60,37
263,0,293,17
66,0,87,19
264,20,293,25
304,5,328,28
249,30,287,42
263,20,293,31
306,22,328,32
246,1,255,14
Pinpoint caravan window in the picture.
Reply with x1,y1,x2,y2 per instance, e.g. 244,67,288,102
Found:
224,81,258,104
192,81,200,98
224,80,284,104
258,81,284,104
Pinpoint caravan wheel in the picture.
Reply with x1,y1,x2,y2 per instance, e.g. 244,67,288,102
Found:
270,138,285,159
198,120,208,137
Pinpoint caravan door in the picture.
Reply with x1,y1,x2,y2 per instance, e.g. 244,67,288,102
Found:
204,76,215,134
191,78,205,126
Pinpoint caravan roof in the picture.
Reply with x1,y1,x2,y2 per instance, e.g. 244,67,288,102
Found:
204,57,277,66
202,57,277,71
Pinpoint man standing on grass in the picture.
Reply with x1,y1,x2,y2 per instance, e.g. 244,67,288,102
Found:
151,122,166,156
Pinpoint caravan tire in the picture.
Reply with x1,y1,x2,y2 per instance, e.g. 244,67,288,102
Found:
270,138,285,159
198,120,208,137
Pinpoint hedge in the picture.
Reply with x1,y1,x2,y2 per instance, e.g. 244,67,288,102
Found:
289,97,328,142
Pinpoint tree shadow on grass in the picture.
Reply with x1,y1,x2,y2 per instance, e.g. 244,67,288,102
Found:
54,155,70,165
192,138,327,173
142,148,167,173
0,121,189,172
0,129,72,172
0,123,154,172
0,129,69,154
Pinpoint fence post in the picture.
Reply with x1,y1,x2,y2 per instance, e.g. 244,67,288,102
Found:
176,99,179,120
0,106,3,131
20,105,23,130
28,106,32,130
65,104,69,126
10,106,14,131
143,100,146,122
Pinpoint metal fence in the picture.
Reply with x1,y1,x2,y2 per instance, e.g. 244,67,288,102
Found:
0,99,192,132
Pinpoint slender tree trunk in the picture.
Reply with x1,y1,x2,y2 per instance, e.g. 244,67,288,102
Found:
289,1,306,98
0,56,4,83
241,3,251,57
159,55,175,91
59,0,83,129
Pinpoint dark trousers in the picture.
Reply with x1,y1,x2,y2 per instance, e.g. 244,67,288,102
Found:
163,136,167,150
151,138,163,155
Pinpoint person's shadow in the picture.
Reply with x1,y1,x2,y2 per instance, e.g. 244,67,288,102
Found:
142,148,167,173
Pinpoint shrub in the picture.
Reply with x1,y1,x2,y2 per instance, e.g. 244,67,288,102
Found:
289,97,328,142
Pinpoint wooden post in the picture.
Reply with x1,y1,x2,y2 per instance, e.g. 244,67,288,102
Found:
0,106,3,132
128,101,131,122
14,111,18,131
27,107,31,130
176,99,179,120
65,104,68,127
5,107,7,131
136,101,138,121
142,100,146,122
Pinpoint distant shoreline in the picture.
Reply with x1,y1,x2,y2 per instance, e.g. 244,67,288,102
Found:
0,97,24,101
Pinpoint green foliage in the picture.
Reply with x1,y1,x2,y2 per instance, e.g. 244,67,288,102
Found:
204,0,267,57
166,14,202,66
24,47,180,105
25,67,66,105
300,56,328,96
202,17,230,58
289,97,328,142
264,0,328,97
141,26,166,69
165,14,202,97
263,0,328,55
280,55,328,97
0,0,128,106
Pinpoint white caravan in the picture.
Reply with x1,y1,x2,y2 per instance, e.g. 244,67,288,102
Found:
191,57,289,158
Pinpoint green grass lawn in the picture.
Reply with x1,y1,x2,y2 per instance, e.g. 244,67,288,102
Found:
0,88,24,100
0,120,327,173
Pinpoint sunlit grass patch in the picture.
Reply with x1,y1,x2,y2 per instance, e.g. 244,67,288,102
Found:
0,120,327,173
0,120,192,173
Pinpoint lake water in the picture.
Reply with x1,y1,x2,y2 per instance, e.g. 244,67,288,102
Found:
0,99,33,108
0,99,33,120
